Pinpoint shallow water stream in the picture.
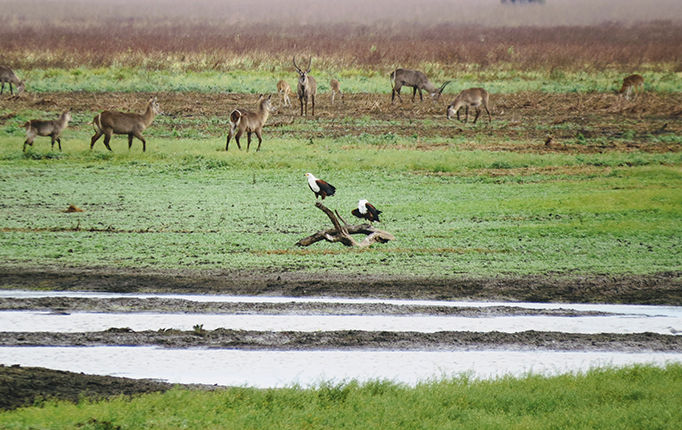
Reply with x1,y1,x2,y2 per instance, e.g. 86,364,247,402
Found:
2,290,681,387
1,346,680,387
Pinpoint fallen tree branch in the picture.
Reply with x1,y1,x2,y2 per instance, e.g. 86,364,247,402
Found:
296,202,395,248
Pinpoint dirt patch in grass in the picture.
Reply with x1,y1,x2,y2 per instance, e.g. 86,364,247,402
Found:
4,91,681,155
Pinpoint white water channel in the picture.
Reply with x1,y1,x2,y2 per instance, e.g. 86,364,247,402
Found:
1,347,680,388
2,290,681,387
2,311,682,335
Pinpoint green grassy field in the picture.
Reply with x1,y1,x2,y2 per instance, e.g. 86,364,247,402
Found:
10,66,682,95
2,364,681,430
1,130,680,277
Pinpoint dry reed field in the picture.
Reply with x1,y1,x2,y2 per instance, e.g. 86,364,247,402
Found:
1,1,682,73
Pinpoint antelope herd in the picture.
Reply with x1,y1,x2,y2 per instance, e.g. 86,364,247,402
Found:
0,66,25,96
226,94,273,152
618,74,645,101
446,88,491,125
90,96,162,152
2,60,647,153
293,56,317,117
23,109,72,152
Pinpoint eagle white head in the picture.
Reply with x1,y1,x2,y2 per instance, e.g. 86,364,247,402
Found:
357,199,369,214
305,172,320,192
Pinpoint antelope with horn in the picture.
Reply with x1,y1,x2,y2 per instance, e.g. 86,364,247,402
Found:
390,68,450,104
90,96,161,152
0,66,25,96
23,109,72,152
226,94,273,152
618,74,644,101
446,88,491,125
293,56,317,116
330,78,344,105
276,80,292,107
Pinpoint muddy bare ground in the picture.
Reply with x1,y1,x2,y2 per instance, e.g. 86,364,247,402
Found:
4,91,682,155
1,268,682,409
3,268,682,304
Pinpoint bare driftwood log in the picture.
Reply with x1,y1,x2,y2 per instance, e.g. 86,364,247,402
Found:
296,202,395,248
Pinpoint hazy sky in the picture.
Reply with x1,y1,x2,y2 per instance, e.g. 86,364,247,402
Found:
3,0,682,26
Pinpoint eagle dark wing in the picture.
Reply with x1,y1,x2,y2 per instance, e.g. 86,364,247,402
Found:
366,203,382,222
316,180,336,198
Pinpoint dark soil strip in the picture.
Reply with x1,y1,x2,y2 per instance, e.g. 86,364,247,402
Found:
0,365,203,411
1,269,681,305
0,297,614,316
2,329,681,352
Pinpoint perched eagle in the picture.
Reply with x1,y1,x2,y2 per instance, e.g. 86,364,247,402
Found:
305,172,336,200
351,199,382,223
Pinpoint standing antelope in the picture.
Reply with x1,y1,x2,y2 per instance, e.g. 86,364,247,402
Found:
226,94,273,152
23,109,72,152
276,80,292,107
618,74,644,100
330,78,344,105
293,56,317,116
90,96,161,152
446,88,491,125
0,66,25,96
390,69,450,104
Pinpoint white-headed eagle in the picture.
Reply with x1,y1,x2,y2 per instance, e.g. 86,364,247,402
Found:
351,199,382,223
305,172,336,200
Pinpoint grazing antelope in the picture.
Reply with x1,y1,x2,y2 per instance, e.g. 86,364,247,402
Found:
90,96,161,152
23,109,72,152
276,80,292,107
330,78,344,105
293,56,317,116
390,69,450,104
0,66,25,96
226,94,273,152
618,74,644,100
446,88,491,125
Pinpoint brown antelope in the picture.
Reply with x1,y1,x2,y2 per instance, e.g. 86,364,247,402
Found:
0,66,25,96
23,109,72,152
330,78,344,105
446,88,491,125
276,80,292,107
90,96,161,152
618,74,644,100
390,69,450,104
226,94,273,152
293,56,317,116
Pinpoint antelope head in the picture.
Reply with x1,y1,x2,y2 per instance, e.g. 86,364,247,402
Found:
149,96,163,115
432,81,451,101
293,56,312,87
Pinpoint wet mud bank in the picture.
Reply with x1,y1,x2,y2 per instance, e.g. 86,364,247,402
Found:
2,269,681,305
0,364,211,411
0,297,615,316
2,329,681,352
